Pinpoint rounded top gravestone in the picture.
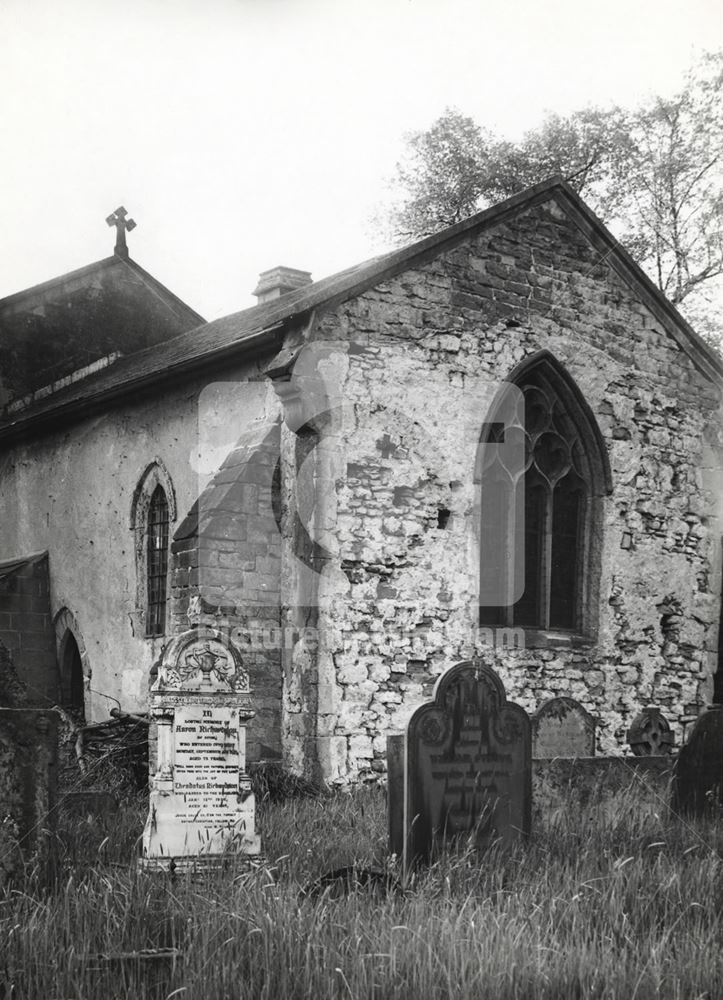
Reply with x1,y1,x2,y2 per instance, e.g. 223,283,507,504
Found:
403,659,531,870
672,705,723,816
532,697,596,758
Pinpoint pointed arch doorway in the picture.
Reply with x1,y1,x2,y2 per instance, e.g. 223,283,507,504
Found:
54,608,88,722
59,630,85,720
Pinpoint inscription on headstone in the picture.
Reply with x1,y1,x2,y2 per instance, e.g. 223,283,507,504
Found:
403,660,530,869
141,627,260,870
672,705,723,816
173,705,246,828
532,697,596,758
627,707,674,756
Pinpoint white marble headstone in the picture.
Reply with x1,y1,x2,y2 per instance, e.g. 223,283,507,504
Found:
140,626,260,871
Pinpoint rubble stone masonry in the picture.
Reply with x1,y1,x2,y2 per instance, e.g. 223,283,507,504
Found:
278,197,723,780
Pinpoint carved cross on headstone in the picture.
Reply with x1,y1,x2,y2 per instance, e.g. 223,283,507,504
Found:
105,206,136,259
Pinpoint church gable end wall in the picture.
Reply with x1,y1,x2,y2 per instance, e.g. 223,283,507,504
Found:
298,197,722,780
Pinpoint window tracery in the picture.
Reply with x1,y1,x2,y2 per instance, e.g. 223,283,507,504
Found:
479,354,610,634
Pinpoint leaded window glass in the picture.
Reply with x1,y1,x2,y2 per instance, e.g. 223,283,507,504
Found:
146,485,169,636
479,358,605,633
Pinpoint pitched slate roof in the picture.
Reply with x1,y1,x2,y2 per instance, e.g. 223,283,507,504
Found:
0,254,205,407
0,550,49,580
0,254,204,325
1,176,720,443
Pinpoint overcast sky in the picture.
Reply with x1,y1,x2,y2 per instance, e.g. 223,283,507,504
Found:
1,0,722,320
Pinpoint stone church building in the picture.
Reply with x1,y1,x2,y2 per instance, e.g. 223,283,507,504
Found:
1,178,722,781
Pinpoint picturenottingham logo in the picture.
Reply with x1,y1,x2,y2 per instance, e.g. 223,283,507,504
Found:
473,626,525,650
228,625,525,653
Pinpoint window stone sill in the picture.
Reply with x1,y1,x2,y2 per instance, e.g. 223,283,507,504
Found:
519,629,595,649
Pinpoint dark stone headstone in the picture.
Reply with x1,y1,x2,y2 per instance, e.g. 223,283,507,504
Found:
386,734,404,856
0,708,59,887
672,706,723,816
0,640,28,708
532,697,596,758
403,660,531,869
627,707,674,756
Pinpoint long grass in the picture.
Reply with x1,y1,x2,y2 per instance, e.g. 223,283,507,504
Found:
3,778,723,999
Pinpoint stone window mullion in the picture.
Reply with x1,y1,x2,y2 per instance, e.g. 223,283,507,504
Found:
539,484,554,631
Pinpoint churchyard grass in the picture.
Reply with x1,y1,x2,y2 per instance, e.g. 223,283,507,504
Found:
3,778,723,999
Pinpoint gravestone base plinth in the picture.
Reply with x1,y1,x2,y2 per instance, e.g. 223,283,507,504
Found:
139,852,265,876
140,627,262,872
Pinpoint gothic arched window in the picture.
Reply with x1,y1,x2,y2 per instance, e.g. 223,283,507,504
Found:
479,353,611,635
130,460,176,639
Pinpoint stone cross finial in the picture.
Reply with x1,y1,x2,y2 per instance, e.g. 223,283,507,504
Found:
105,206,137,259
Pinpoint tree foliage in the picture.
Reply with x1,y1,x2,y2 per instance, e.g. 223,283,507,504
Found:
602,52,723,309
381,52,723,344
388,110,495,240
488,108,625,202
382,105,624,240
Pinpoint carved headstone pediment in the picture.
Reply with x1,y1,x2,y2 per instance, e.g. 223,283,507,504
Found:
404,660,531,868
151,627,249,695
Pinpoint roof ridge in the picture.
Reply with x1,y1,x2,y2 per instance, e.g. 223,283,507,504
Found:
1,176,719,441
0,256,119,307
0,253,204,324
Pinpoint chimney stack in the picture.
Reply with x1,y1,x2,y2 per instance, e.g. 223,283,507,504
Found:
253,266,312,304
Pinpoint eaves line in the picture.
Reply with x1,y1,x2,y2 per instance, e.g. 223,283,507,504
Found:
0,323,286,447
